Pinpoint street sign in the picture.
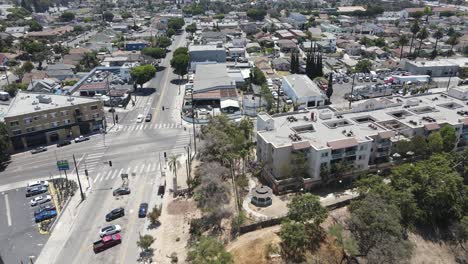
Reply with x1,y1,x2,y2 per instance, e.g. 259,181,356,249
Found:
57,160,70,171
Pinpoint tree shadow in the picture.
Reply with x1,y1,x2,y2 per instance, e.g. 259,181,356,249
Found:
156,66,166,72
147,221,161,230
138,248,154,263
0,158,12,172
170,79,188,85
135,88,156,96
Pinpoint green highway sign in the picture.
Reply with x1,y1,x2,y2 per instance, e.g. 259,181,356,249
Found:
57,160,70,171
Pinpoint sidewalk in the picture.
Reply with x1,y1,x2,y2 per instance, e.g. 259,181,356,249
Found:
35,169,91,264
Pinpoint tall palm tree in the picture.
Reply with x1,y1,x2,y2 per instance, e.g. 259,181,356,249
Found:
168,154,181,192
431,28,444,58
398,35,409,60
409,20,420,57
446,34,460,55
416,27,429,57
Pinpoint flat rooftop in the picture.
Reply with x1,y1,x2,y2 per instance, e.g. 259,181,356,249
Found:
189,45,225,52
193,63,236,93
4,92,100,117
258,93,468,150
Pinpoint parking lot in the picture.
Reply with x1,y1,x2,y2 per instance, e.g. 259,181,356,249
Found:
0,187,52,263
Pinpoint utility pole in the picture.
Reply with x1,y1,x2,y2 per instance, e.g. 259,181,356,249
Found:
349,74,356,109
446,70,453,92
190,91,197,154
106,72,115,125
72,154,85,201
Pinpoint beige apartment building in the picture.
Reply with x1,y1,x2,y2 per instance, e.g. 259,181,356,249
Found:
3,92,105,151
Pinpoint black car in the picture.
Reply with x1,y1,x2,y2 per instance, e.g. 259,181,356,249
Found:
145,113,152,122
26,186,48,197
113,187,131,196
138,203,148,218
56,140,71,147
34,204,56,216
106,207,125,222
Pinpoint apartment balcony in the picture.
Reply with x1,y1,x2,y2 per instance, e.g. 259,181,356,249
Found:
377,141,391,148
345,150,356,157
331,153,343,160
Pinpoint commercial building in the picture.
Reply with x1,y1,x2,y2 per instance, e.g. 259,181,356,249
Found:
188,45,226,70
3,92,104,151
404,58,468,77
281,74,327,109
257,92,468,193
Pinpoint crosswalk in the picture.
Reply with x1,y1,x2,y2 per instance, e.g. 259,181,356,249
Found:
92,162,161,183
111,123,184,133
76,138,109,176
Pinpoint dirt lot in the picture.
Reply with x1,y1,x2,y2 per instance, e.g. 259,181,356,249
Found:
409,232,466,264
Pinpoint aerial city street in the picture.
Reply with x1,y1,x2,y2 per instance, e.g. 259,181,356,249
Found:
0,0,467,263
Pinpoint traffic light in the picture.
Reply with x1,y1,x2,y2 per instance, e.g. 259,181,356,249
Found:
109,161,113,167
85,169,89,176
164,152,167,158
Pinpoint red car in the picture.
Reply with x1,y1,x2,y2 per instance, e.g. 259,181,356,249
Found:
93,233,122,253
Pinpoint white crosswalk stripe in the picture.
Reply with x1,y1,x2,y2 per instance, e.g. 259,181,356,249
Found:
139,164,145,174
94,173,102,183
104,170,112,180
115,168,123,179
146,163,152,173
110,170,119,179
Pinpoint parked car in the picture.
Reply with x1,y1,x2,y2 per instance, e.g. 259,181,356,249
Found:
93,234,122,253
113,187,131,196
138,203,148,218
145,114,152,122
136,114,144,123
99,225,122,237
35,208,57,223
106,207,125,221
34,204,56,216
56,140,71,147
31,147,47,154
30,195,52,207
27,180,49,188
74,136,90,143
26,186,48,197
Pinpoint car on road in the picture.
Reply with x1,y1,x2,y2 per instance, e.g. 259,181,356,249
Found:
106,207,125,221
99,225,122,237
35,208,57,223
26,186,48,197
27,180,49,188
56,140,71,147
30,195,52,207
31,146,47,154
113,187,131,196
138,203,148,218
136,114,144,123
93,234,122,253
145,113,152,122
0,75,6,80
34,204,56,216
74,136,90,143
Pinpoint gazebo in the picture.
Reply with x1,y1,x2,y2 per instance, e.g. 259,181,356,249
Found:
251,185,273,207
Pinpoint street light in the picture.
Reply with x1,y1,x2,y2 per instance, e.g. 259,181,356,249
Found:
446,69,454,92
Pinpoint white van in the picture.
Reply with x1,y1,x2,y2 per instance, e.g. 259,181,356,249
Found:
136,114,144,123
0,91,9,101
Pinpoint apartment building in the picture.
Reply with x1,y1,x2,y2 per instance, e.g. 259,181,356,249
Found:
256,91,468,194
3,92,104,151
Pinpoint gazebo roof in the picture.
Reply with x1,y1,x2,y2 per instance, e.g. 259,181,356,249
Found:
252,185,272,199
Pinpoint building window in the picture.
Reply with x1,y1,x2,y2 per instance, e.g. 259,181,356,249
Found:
358,155,366,160
50,112,57,118
51,121,59,128
24,117,32,124
90,105,98,110
12,129,21,135
321,152,329,158
9,121,19,127
26,127,35,133
64,119,71,125
360,145,367,151
61,110,69,116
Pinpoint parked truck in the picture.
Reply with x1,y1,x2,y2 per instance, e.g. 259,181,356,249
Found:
390,75,430,85
93,234,122,253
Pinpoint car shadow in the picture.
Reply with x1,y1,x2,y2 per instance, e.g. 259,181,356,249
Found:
170,79,188,85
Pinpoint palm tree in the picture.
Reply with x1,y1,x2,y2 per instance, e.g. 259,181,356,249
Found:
431,28,444,58
416,27,429,57
409,21,420,57
398,35,409,60
446,34,461,55
168,154,181,192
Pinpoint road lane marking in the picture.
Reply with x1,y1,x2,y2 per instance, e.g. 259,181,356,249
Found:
151,163,157,172
146,163,152,173
139,164,145,174
94,173,102,183
116,168,124,179
104,170,113,180
4,194,12,226
111,169,119,179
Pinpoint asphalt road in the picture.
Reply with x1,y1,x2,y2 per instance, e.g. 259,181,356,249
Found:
0,188,50,264
51,31,190,264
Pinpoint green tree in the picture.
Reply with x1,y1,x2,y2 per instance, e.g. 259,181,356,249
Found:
147,205,161,226
279,220,309,262
446,34,461,55
170,54,189,78
141,47,166,59
120,11,132,19
60,11,75,22
354,59,372,73
168,154,181,190
247,8,267,21
22,61,34,73
408,20,420,56
137,234,155,253
103,11,114,22
131,64,156,88
416,26,429,57
4,83,27,97
427,131,443,154
440,124,457,152
431,28,444,58
287,193,327,225
28,20,43,32
0,122,11,165
167,17,185,31
186,23,197,34
155,36,172,49
251,67,266,85
328,223,358,262
326,73,333,100
173,47,188,57
166,28,176,38
187,236,233,264
410,135,428,158
398,34,409,60
79,52,99,71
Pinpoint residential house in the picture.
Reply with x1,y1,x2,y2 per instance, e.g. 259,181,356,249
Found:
286,12,307,27
45,64,76,80
125,41,147,51
27,78,62,93
276,39,297,53
272,57,290,71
